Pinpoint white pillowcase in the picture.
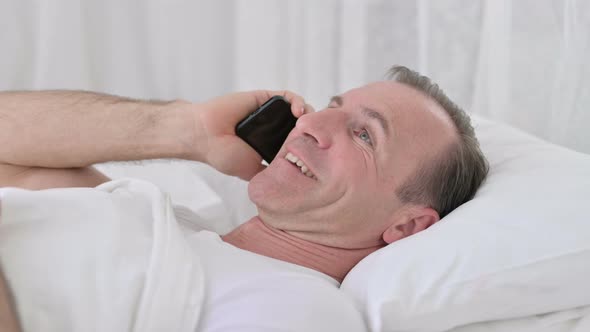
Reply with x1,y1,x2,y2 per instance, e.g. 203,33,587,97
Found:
340,116,590,332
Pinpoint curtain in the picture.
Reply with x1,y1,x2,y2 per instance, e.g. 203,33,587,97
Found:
1,0,588,153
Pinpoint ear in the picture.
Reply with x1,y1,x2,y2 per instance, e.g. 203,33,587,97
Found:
382,207,440,244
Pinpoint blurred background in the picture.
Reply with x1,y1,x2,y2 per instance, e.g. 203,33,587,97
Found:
1,0,589,153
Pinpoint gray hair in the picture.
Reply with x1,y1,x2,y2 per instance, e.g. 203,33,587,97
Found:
386,65,489,218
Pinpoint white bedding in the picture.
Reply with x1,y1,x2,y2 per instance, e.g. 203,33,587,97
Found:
448,305,590,332
0,179,204,332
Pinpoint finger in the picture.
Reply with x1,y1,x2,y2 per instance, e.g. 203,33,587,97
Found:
290,98,307,118
203,91,266,128
303,103,316,114
272,90,307,118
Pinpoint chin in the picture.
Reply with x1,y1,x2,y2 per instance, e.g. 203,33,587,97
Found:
247,169,302,218
247,169,282,209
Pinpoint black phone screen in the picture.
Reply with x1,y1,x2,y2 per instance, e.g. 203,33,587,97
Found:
235,96,297,163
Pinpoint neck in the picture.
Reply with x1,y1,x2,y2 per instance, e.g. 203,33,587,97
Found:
221,217,383,283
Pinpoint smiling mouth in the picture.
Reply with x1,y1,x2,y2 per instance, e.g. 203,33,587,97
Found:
285,152,317,180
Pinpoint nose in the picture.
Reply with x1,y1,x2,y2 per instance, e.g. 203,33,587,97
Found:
294,110,345,149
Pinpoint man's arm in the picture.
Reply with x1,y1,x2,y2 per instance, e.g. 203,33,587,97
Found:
0,91,195,168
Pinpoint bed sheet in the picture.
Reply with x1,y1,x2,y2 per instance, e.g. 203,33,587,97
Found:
0,179,204,332
448,305,590,332
95,161,255,235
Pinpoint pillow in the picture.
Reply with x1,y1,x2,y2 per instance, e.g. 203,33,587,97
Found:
340,116,590,331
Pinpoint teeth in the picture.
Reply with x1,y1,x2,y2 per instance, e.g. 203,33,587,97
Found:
285,152,316,180
286,152,298,163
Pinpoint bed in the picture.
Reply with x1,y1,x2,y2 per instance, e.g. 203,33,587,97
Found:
1,115,589,331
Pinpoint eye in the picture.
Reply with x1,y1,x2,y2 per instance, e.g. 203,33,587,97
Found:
357,129,373,146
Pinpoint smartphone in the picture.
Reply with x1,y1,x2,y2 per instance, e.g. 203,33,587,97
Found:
235,95,297,163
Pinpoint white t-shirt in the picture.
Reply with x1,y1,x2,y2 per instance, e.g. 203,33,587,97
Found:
183,228,367,332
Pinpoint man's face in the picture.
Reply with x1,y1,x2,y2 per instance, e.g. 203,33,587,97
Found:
248,81,457,248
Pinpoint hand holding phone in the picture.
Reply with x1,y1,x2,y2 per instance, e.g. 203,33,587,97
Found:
195,90,308,180
235,96,298,163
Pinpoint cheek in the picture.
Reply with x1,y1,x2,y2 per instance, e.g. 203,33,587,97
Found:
344,169,396,213
346,188,398,233
330,146,369,176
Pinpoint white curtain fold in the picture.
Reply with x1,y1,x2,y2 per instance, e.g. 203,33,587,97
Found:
0,0,588,153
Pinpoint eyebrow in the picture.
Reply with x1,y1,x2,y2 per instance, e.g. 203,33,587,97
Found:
330,95,391,137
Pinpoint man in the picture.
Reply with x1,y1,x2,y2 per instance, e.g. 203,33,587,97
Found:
0,66,488,331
